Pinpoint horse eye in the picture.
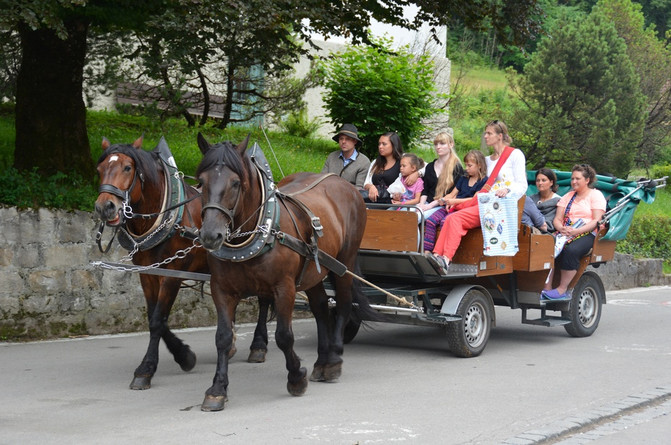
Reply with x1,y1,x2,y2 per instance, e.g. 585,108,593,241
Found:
231,179,241,189
124,165,132,172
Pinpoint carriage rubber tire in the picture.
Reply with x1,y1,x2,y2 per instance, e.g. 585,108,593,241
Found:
563,272,604,337
446,289,492,358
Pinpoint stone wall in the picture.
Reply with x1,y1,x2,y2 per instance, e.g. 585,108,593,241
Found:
0,207,259,340
1,207,668,341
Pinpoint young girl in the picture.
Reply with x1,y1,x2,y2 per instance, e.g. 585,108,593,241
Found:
417,132,464,219
391,153,425,206
423,150,488,251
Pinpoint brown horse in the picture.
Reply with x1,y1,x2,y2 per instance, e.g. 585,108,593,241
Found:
94,136,272,390
196,134,373,411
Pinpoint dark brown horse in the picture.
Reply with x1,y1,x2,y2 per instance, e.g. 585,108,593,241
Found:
94,136,272,390
196,134,372,411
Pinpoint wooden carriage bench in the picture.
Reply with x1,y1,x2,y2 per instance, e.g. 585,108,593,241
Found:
357,198,613,288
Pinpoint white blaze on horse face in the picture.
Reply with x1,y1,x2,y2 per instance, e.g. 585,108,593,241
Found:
108,155,119,163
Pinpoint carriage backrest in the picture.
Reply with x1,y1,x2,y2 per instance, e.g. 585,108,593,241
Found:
360,209,419,252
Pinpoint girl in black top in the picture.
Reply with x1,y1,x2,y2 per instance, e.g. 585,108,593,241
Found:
417,131,464,217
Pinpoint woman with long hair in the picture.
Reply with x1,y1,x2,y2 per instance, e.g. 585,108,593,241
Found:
362,131,404,203
417,131,464,219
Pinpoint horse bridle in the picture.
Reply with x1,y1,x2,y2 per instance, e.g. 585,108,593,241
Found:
98,164,144,221
201,184,242,237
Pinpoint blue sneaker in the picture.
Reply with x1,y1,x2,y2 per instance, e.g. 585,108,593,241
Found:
541,288,571,301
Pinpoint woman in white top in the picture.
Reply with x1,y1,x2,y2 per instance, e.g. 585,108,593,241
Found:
425,120,527,274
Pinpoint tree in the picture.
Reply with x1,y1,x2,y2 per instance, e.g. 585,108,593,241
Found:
509,8,646,177
1,0,168,180
318,37,441,157
1,0,543,182
594,0,671,170
105,1,315,129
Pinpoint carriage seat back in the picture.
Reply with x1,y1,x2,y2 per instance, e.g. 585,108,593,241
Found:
360,208,419,252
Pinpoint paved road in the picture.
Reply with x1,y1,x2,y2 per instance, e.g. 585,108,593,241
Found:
1,286,670,444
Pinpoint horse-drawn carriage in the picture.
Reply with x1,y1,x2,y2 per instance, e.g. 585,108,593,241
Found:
93,135,663,410
334,170,664,357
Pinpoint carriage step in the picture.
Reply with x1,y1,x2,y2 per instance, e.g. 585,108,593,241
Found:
522,316,571,327
521,308,571,327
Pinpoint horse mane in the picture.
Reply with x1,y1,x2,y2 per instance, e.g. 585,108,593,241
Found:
97,143,161,187
196,141,253,189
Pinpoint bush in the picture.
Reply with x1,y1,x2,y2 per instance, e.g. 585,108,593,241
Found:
0,167,97,211
617,214,671,260
279,108,322,139
650,164,671,181
318,36,443,157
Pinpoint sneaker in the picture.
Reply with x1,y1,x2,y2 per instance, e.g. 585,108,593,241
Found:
541,288,571,301
424,252,450,275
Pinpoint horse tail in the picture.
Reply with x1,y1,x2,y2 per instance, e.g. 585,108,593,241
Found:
349,260,387,324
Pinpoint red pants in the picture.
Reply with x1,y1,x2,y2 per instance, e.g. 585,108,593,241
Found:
432,204,481,260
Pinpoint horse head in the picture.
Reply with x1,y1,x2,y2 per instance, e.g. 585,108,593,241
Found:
95,136,159,226
196,132,252,251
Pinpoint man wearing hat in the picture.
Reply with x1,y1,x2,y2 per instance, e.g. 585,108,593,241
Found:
321,123,371,189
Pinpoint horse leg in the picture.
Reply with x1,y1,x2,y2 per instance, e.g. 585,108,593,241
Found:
248,298,271,363
130,277,196,390
273,286,307,396
158,278,197,372
201,288,237,412
129,276,163,390
305,282,342,383
330,272,354,359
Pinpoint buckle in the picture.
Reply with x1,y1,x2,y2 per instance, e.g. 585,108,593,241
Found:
311,216,324,237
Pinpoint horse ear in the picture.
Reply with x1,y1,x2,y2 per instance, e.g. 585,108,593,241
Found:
236,134,250,155
132,136,143,149
197,132,211,155
102,137,110,151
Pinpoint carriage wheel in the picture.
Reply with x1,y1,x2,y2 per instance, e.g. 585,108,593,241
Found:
446,289,492,358
563,272,604,337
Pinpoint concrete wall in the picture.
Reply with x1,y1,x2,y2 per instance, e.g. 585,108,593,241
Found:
1,206,668,341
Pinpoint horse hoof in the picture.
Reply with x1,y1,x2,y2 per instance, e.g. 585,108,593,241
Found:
201,395,228,412
178,347,197,372
309,364,325,382
287,367,308,396
247,349,267,363
129,375,152,390
228,344,237,360
323,362,342,383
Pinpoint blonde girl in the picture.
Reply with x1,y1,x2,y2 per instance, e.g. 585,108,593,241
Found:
417,131,464,219
423,150,489,251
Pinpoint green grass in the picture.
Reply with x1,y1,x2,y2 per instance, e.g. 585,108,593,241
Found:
452,63,509,91
0,110,338,211
84,112,333,181
633,186,671,217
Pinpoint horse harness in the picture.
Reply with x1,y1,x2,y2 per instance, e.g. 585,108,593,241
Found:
208,143,347,283
96,137,196,254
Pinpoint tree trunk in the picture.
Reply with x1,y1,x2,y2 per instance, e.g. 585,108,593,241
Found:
14,20,94,181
